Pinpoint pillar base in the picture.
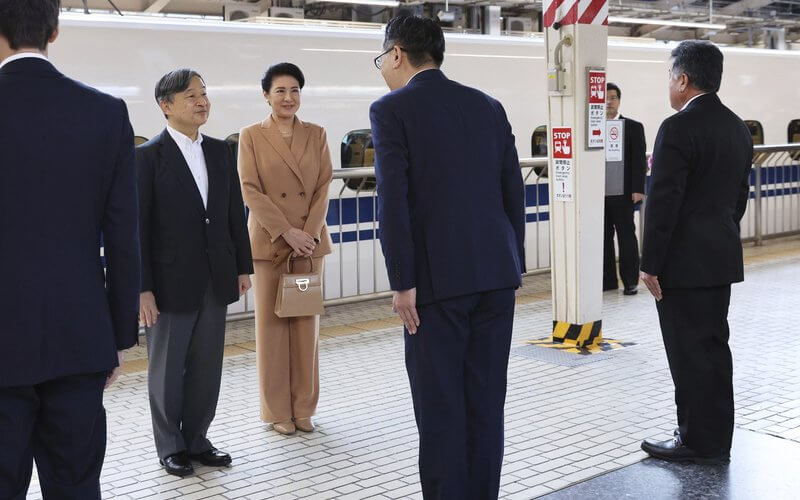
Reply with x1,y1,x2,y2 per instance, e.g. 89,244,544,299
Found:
551,320,602,347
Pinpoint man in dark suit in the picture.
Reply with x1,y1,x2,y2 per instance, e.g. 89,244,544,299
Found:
640,40,752,464
0,1,140,498
137,69,253,476
603,82,647,295
369,15,525,499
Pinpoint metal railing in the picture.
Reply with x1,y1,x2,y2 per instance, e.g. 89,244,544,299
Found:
747,144,800,245
326,168,384,306
228,143,800,318
636,143,800,248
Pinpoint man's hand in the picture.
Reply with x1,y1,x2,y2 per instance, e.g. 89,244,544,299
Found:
641,271,663,301
282,227,316,257
393,288,420,335
139,291,159,327
105,351,124,389
632,192,645,204
238,274,252,296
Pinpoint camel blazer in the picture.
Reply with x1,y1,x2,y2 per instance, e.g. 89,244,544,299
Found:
238,116,333,263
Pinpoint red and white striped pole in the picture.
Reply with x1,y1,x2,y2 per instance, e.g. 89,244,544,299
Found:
544,0,609,347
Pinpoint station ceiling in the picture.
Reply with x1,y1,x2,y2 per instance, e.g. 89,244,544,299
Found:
61,0,800,44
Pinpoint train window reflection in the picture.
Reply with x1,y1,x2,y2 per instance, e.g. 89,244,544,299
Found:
134,135,148,146
744,121,764,145
531,125,548,177
225,133,239,166
531,125,547,157
341,129,376,191
789,120,800,144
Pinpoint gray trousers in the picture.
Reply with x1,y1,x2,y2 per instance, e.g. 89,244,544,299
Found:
145,286,227,460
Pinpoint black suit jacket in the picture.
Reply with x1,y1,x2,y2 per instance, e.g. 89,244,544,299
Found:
136,130,253,312
642,93,753,288
369,70,525,305
0,58,141,387
619,115,647,197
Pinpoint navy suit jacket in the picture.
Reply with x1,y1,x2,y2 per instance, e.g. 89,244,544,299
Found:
136,130,253,312
369,69,525,305
0,58,141,387
642,93,752,288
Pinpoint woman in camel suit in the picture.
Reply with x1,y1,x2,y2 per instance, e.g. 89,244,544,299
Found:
238,63,332,435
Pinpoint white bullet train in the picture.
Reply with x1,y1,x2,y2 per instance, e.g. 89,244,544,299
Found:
50,13,800,309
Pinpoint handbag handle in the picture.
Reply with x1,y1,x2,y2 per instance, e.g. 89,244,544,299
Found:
287,255,314,273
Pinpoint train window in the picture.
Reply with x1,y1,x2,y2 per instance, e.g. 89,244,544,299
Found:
341,129,376,190
225,133,239,165
789,120,800,144
744,121,764,145
134,135,148,146
531,125,548,157
531,125,548,177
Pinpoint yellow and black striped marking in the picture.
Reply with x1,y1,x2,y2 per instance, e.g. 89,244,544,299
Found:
551,320,603,348
526,336,636,356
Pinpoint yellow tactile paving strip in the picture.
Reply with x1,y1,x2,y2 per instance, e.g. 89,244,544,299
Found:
119,236,800,374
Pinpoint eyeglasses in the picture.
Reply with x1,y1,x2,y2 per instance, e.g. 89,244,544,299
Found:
374,46,406,70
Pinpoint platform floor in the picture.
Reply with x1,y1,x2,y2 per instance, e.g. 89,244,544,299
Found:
26,237,800,499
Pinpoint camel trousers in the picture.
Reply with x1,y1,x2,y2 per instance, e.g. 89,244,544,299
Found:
253,257,323,423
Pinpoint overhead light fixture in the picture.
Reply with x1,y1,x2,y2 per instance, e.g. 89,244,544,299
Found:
608,16,726,31
306,0,400,7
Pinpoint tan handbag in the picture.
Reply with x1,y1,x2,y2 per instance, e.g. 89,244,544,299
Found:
274,257,324,318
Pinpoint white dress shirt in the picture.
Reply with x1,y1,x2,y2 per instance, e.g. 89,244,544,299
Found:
167,125,209,209
0,52,49,71
681,92,709,112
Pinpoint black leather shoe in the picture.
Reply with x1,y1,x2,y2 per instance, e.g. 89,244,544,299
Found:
189,448,232,467
160,453,194,476
623,285,638,295
641,437,729,465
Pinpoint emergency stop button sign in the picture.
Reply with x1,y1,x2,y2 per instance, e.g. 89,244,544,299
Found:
552,127,574,202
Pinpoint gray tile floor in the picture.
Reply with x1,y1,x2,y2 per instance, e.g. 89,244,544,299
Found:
25,253,800,499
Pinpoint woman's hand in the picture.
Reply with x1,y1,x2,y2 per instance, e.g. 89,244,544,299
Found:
282,227,316,257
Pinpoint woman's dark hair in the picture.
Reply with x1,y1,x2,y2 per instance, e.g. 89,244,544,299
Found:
261,63,305,92
0,0,60,50
670,40,724,93
383,14,445,68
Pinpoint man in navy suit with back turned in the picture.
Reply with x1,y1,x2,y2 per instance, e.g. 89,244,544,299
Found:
369,15,525,499
0,1,141,499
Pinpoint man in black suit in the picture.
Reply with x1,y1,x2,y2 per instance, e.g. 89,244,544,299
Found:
137,69,253,476
640,41,752,464
370,15,525,499
603,82,647,295
0,1,140,498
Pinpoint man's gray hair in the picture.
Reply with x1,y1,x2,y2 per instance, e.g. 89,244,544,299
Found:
670,40,724,93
